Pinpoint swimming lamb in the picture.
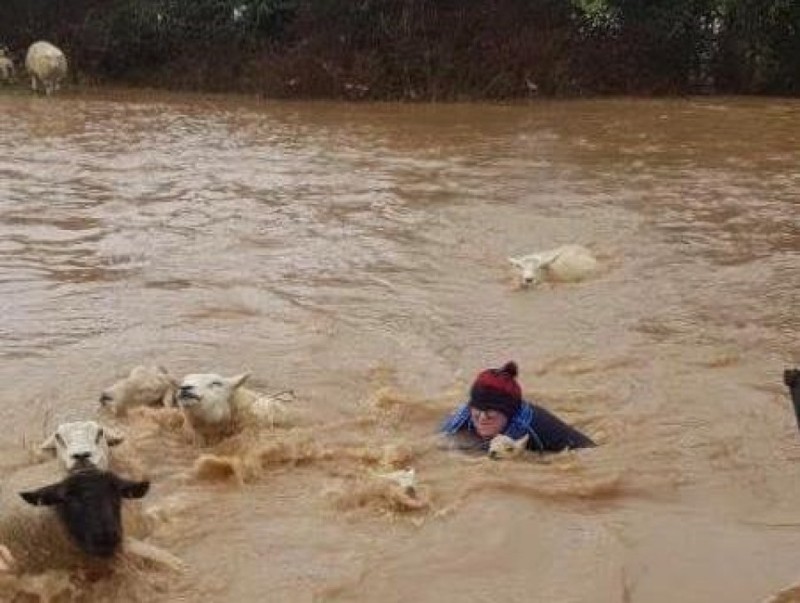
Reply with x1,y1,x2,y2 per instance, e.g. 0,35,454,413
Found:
508,244,598,288
488,433,530,459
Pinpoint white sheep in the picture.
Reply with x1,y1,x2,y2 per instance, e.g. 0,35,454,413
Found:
39,420,125,473
488,433,530,459
175,372,293,445
0,48,14,83
100,365,179,416
508,244,598,288
24,40,67,96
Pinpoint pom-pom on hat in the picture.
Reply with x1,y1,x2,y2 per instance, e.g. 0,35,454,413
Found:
469,361,522,419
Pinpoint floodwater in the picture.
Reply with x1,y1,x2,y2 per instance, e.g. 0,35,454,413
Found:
0,89,798,602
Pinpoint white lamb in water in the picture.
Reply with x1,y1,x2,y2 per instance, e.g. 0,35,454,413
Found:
175,372,293,445
508,244,598,288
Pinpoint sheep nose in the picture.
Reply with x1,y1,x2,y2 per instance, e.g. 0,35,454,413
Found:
488,451,498,460
179,385,192,395
71,452,92,465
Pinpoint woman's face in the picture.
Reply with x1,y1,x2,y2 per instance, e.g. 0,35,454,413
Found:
470,408,508,439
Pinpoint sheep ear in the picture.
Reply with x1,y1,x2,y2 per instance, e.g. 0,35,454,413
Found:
20,483,65,507
228,373,251,389
116,478,150,499
39,433,58,453
539,250,562,268
104,427,125,447
516,434,530,449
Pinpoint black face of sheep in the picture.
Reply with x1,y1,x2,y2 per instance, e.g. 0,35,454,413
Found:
19,470,149,558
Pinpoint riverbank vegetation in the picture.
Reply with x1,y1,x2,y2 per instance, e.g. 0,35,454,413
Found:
2,0,799,99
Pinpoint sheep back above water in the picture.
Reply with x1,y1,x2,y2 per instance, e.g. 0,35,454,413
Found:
24,41,67,96
100,365,179,416
509,244,598,288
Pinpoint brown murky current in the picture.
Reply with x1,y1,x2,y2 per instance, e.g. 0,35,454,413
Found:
0,90,798,602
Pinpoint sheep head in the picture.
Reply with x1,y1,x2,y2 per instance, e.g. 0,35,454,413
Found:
20,469,149,558
40,421,124,472
176,372,250,414
488,433,530,459
99,365,178,415
508,250,562,288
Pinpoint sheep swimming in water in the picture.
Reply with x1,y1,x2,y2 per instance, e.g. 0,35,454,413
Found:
39,420,125,473
175,372,293,445
508,244,598,288
99,365,179,416
0,467,149,573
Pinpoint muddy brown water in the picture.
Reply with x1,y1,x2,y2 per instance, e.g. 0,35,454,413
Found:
0,90,798,602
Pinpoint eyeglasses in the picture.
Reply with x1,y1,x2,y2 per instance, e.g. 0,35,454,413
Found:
470,408,503,420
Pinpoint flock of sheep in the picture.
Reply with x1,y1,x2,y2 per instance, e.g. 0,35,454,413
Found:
0,222,605,585
0,366,296,583
0,350,598,584
0,40,68,96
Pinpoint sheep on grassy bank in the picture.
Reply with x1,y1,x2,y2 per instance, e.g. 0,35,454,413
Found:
175,372,294,445
0,48,14,83
24,41,67,96
100,365,179,416
508,244,598,288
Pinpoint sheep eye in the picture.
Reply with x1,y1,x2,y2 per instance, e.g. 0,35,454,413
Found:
55,433,65,447
211,381,223,387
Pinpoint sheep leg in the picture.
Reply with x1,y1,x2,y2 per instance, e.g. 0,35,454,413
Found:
785,369,800,433
124,537,186,572
0,544,14,573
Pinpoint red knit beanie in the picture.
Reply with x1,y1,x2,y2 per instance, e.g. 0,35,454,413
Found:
469,361,522,419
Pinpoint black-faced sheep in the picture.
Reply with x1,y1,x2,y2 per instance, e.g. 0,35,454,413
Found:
0,466,149,573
